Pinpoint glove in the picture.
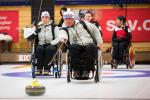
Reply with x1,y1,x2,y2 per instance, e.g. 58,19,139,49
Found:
58,36,67,43
51,38,60,45
35,28,41,33
97,44,102,50
51,36,67,45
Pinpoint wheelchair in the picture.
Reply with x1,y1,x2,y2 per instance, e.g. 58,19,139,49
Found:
111,43,135,69
31,41,63,78
66,49,103,83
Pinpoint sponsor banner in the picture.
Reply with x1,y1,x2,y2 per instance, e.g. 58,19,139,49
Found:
0,11,19,42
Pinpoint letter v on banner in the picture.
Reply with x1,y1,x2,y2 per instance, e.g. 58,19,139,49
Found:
127,20,138,31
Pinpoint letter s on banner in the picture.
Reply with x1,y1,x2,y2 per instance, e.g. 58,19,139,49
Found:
106,20,115,31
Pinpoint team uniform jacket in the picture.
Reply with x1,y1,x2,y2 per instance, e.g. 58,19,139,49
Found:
61,20,103,46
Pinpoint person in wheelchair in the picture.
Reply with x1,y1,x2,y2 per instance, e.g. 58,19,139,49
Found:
61,10,103,78
112,15,132,64
30,11,66,75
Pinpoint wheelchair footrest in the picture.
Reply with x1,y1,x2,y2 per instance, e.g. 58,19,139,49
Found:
74,77,89,80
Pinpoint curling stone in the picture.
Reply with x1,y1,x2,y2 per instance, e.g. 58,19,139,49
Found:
25,79,45,96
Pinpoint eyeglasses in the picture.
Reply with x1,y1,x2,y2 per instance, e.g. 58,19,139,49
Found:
41,16,49,19
63,14,73,19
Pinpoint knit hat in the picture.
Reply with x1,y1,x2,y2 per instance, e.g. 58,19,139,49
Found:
41,11,50,18
63,10,74,20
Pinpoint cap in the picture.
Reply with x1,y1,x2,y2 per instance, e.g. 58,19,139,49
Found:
41,11,50,18
63,10,74,20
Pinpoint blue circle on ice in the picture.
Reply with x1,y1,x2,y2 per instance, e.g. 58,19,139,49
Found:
2,69,150,78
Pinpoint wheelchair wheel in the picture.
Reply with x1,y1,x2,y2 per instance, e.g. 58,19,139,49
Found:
124,55,129,69
98,50,103,82
111,60,114,69
110,47,118,69
66,50,71,83
94,65,99,83
55,69,61,78
129,46,135,69
111,64,118,69
111,63,114,69
111,59,118,69
54,49,63,78
94,74,99,83
32,67,36,78
94,50,102,83
31,59,36,78
94,59,99,83
67,71,71,83
55,72,58,78
58,50,63,78
126,62,129,69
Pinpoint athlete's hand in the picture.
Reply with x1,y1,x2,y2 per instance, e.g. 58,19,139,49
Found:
97,44,102,50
